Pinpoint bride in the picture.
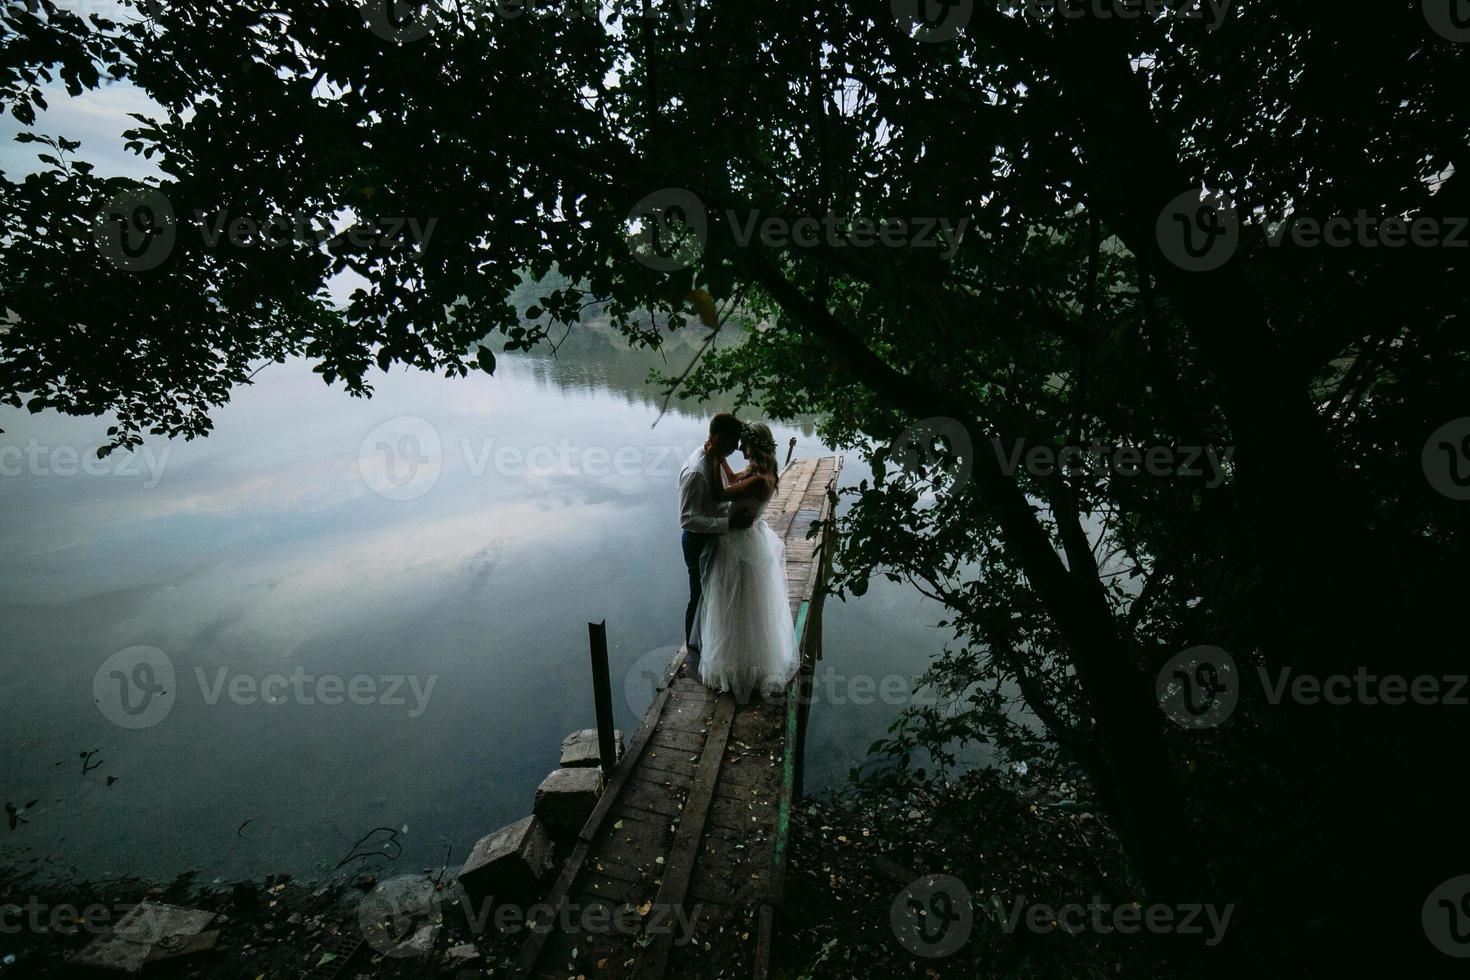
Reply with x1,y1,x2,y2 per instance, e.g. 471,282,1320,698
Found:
694,422,798,700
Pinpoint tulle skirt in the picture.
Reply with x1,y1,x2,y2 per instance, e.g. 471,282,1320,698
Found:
695,520,797,700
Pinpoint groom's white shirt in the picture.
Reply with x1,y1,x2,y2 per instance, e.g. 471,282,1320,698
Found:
680,446,730,535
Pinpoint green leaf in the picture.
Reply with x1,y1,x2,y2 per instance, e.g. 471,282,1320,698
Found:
476,345,497,375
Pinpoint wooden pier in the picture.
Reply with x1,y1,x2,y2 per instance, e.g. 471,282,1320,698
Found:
513,456,842,980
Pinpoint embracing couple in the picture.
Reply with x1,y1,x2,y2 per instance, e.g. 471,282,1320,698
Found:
678,413,797,701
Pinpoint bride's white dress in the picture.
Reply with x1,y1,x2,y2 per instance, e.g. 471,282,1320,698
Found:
695,492,797,699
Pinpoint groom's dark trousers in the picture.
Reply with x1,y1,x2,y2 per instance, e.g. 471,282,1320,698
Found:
682,529,716,655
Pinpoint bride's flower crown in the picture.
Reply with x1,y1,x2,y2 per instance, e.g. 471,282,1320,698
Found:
741,423,777,456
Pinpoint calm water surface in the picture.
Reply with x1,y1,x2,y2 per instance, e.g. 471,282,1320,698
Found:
0,333,958,882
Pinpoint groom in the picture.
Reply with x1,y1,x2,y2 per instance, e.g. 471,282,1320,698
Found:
679,413,754,673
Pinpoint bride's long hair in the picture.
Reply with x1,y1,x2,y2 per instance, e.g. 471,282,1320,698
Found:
743,422,780,490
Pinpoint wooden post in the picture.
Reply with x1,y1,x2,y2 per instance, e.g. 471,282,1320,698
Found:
784,436,797,468
587,621,617,776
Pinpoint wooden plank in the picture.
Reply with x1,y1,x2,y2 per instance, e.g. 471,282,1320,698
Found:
577,649,684,843
581,870,644,903
510,837,593,978
633,692,738,979
631,766,694,791
616,778,686,818
747,457,840,977
609,798,683,829
514,650,684,979
753,903,775,980
649,727,706,754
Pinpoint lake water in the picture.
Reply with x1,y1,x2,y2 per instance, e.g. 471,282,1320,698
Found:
0,331,959,883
